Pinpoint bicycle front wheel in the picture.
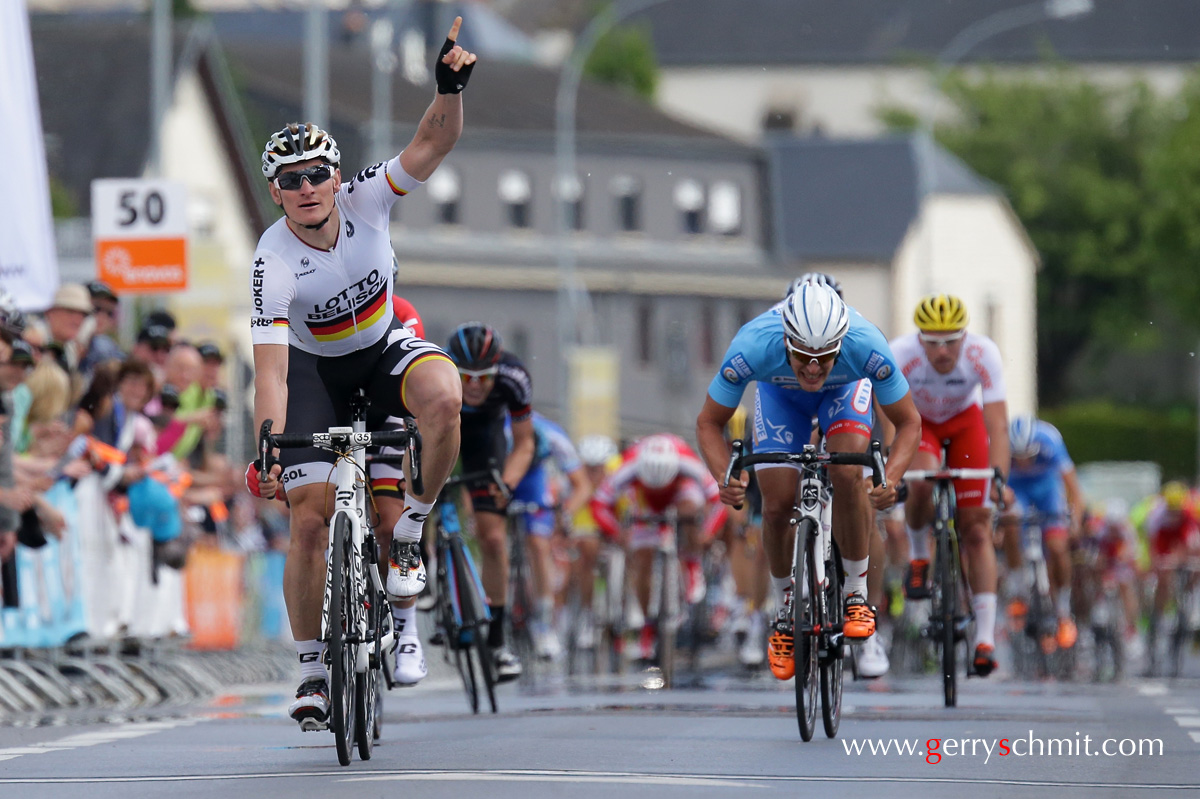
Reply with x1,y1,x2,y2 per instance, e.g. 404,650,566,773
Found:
793,518,818,741
820,541,845,738
329,513,358,765
936,522,958,708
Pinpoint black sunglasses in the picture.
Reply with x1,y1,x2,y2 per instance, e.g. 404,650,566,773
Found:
275,164,335,192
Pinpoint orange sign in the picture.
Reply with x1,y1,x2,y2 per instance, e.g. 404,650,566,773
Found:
96,237,188,293
184,546,244,650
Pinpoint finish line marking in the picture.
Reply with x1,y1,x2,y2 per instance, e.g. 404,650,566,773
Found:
0,769,1196,790
0,719,202,763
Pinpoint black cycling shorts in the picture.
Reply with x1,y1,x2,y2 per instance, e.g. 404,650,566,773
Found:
278,320,450,492
460,416,508,515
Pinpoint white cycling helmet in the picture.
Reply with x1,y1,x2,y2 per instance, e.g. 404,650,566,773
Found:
262,122,341,180
635,435,681,489
781,281,849,354
578,435,618,467
1009,414,1040,459
784,272,844,300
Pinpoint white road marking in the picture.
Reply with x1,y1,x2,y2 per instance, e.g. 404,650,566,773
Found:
1164,708,1198,715
1172,717,1200,728
1190,732,1200,744
0,719,200,762
1137,683,1169,697
0,769,1196,790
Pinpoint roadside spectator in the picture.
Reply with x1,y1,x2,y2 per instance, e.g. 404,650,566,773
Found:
74,360,122,441
131,324,172,386
42,283,93,395
79,281,125,377
113,359,159,455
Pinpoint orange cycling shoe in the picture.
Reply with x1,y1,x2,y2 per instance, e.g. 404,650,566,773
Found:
843,594,876,640
904,559,931,599
1056,617,1078,649
768,618,795,681
1007,598,1028,618
973,643,997,677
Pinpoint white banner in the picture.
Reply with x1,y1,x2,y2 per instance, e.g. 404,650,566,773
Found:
0,0,59,311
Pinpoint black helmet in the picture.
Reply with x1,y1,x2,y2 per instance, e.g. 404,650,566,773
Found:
446,322,503,370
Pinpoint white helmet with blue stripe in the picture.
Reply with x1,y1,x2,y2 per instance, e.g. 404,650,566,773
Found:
1009,414,1040,458
780,281,849,354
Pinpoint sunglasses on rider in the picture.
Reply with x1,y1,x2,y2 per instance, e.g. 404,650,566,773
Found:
274,164,336,192
785,337,841,366
918,330,966,348
459,367,498,384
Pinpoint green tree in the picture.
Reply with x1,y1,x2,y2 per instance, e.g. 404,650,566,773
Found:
1144,73,1200,324
883,69,1167,403
583,21,658,100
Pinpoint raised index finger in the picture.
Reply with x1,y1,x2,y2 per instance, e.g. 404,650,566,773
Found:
446,15,462,42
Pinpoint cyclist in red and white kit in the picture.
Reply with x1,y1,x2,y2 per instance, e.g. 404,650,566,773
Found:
1145,481,1200,671
590,434,727,661
889,294,1011,677
247,18,476,731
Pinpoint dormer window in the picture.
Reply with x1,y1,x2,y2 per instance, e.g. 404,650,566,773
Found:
673,179,705,235
499,169,532,228
428,166,461,225
708,180,742,236
612,175,641,232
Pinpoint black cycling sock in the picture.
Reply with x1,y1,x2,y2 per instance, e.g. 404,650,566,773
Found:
488,605,506,648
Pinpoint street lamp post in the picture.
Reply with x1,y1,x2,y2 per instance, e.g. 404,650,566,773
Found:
554,0,668,411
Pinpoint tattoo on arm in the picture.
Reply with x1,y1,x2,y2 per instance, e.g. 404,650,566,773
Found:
427,113,446,129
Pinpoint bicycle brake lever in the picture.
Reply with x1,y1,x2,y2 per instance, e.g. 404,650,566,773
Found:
725,439,745,511
870,440,887,489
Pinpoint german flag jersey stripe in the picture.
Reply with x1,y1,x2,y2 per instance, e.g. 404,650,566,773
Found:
306,283,389,342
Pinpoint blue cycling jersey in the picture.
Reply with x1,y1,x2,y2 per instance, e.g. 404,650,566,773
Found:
1009,420,1073,485
708,304,909,408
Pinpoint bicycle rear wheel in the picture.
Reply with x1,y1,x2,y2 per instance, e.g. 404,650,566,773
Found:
936,520,958,708
354,581,385,760
657,549,679,687
329,513,358,766
507,528,537,681
821,542,845,738
793,519,818,741
473,625,499,713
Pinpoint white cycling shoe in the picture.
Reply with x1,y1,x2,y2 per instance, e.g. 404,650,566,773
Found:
856,633,890,679
392,635,427,686
289,677,330,731
387,541,428,599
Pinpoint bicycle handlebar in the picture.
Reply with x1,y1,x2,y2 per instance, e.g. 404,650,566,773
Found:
723,439,886,511
902,466,1007,511
442,461,511,504
258,418,425,496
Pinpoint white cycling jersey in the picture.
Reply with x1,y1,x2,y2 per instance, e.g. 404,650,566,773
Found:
249,156,422,357
889,331,1006,424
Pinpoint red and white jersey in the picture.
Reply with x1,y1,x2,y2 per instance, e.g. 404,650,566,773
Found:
590,434,725,539
889,332,1006,424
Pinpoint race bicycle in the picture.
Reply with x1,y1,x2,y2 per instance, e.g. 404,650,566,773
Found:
426,467,502,713
258,390,423,766
725,440,885,741
902,459,1001,707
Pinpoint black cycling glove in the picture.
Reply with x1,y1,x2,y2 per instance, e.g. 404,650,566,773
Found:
435,36,475,94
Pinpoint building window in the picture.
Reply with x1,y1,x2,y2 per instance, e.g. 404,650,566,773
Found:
763,106,796,132
673,179,705,235
708,181,742,236
499,169,532,229
612,175,642,232
557,174,585,231
637,299,654,365
428,166,461,225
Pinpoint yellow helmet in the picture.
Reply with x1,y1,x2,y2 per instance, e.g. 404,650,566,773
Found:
914,294,970,332
1162,481,1190,512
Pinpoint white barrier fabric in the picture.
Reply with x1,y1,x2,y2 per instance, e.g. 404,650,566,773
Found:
0,0,59,310
1,476,187,647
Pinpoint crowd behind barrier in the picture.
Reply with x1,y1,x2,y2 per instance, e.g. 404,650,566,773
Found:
0,282,294,663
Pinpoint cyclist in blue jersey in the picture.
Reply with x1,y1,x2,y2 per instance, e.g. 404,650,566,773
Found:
508,412,591,660
696,283,922,682
999,414,1085,650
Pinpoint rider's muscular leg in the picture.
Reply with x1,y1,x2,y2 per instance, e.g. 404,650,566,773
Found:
284,483,337,641
826,430,872,562
526,534,553,604
401,358,462,504
756,467,802,580
1045,534,1071,598
959,507,998,594
476,511,509,606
